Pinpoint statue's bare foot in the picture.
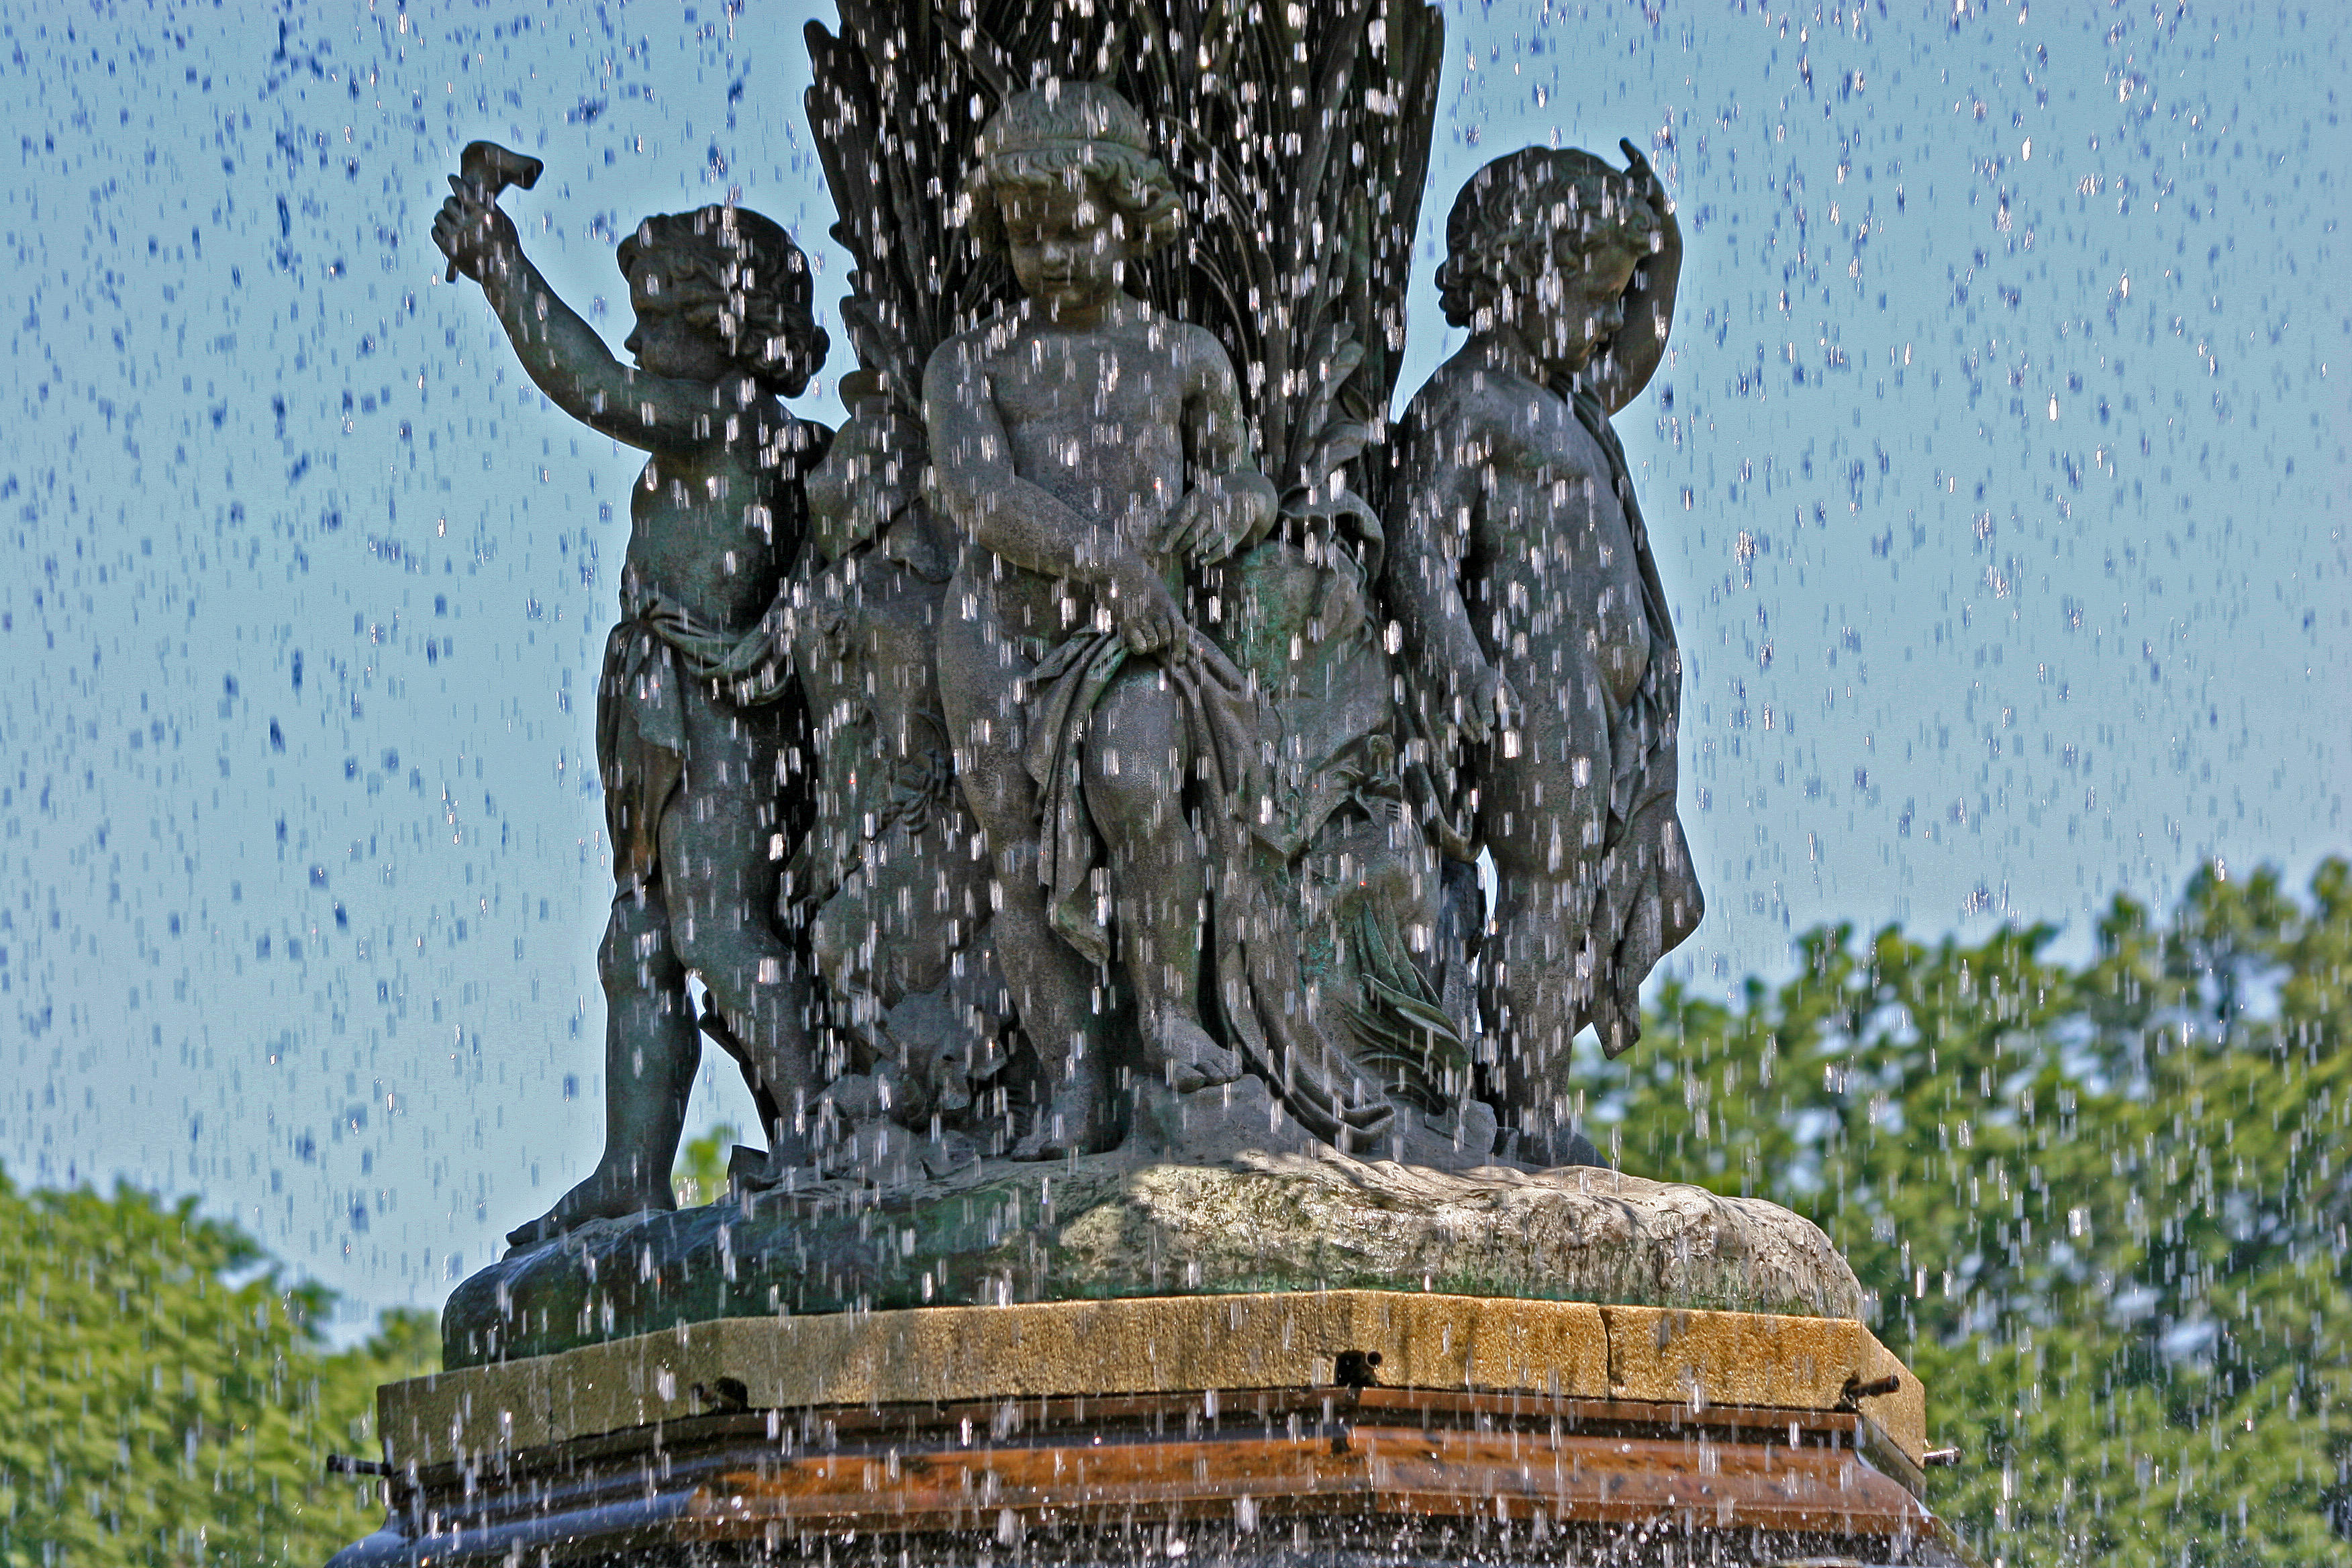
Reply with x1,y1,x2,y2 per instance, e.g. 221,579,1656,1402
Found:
1144,1014,1242,1095
1010,1079,1117,1161
729,1130,816,1195
1589,992,1643,1060
504,1167,674,1251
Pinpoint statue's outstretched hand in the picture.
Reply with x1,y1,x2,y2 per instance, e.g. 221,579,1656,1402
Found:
1106,554,1183,657
1462,663,1520,747
1159,475,1273,567
432,176,518,284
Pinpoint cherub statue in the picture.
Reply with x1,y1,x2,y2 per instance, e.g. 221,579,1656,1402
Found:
1382,144,1704,1164
922,83,1266,1154
923,83,1392,1157
433,181,831,1242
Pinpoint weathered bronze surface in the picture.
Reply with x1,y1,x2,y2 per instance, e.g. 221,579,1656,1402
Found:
432,179,835,1248
413,13,1765,1518
1383,144,1703,1163
429,0,1712,1299
792,8,1479,1179
346,7,1891,1559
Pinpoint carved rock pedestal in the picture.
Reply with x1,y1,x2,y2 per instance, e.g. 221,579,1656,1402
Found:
442,1131,1872,1367
336,1154,1985,1561
332,1289,1969,1567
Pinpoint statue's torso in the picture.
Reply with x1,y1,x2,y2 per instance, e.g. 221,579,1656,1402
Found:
1449,365,1653,713
963,311,1195,639
621,405,805,630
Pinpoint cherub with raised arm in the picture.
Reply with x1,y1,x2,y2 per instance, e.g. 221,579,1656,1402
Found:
922,83,1292,1157
1383,144,1704,1165
434,183,831,1242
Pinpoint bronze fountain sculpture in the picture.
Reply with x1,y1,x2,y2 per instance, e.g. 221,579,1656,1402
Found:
330,8,1955,1563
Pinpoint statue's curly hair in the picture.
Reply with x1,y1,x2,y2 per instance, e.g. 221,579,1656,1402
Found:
617,205,829,397
1435,148,1649,332
961,81,1183,261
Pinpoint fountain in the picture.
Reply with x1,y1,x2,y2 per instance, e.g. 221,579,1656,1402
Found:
330,4,1967,1563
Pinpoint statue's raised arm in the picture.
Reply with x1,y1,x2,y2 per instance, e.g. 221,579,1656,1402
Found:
436,174,835,1244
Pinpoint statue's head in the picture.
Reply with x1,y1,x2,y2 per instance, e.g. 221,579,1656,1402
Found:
616,205,829,397
1436,148,1658,371
963,81,1183,307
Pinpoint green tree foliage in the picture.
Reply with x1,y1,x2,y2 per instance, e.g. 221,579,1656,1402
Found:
672,1121,738,1210
1590,857,2351,1564
0,1175,434,1567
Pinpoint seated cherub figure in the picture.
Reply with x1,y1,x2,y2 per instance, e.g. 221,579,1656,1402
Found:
434,184,830,1241
1382,144,1704,1164
922,83,1288,1156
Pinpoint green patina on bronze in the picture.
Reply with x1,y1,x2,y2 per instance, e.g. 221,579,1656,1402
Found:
444,1155,1863,1369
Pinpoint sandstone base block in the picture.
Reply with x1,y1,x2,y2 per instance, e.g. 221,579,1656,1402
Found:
341,1293,1961,1568
387,1291,1923,1469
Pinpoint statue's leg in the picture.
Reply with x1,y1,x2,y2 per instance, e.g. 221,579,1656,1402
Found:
660,689,820,1170
1480,699,1612,1169
505,883,697,1247
936,601,1114,1159
1081,667,1238,1093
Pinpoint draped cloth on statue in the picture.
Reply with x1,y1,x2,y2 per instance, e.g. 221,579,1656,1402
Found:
1022,630,1395,1146
594,423,825,895
596,583,801,893
1565,383,1703,1051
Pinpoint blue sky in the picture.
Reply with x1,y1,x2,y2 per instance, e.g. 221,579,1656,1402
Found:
2,1,2343,1329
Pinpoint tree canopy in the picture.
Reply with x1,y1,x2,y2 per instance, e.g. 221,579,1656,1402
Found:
0,1176,432,1567
1589,856,2350,1563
